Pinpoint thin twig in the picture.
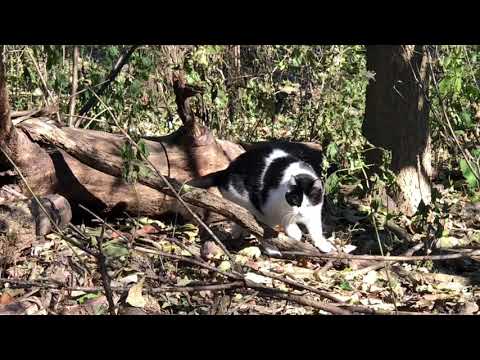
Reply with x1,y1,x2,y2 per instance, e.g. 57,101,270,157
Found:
245,265,344,303
78,204,131,244
254,286,352,315
281,249,479,262
77,45,139,120
133,246,242,280
336,304,429,315
68,46,79,127
96,223,116,315
351,242,425,277
371,212,398,313
0,277,243,294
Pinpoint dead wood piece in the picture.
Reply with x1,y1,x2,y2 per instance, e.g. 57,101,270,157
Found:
17,118,245,220
247,266,343,303
16,119,341,258
19,117,265,237
282,249,480,262
30,194,72,236
255,287,352,315
337,304,428,315
172,72,204,136
351,242,425,276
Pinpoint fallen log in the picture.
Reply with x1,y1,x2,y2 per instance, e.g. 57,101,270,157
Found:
0,54,246,220
18,117,325,255
0,54,324,255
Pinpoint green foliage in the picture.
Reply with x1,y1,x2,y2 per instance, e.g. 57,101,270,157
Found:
120,139,152,184
4,45,480,198
459,148,480,191
430,45,480,192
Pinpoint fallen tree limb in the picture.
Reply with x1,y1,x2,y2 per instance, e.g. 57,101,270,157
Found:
351,242,425,276
254,287,352,315
20,118,265,236
0,277,244,294
282,249,480,262
336,304,428,315
245,265,344,303
21,117,327,256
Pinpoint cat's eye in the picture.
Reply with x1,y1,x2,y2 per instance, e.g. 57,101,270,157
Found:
285,191,302,207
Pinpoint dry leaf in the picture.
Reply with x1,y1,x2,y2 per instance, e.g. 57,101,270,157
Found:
136,225,159,236
0,292,13,305
126,278,146,308
234,254,248,265
119,274,139,285
176,277,192,287
363,271,378,286
244,272,272,286
201,241,224,260
238,246,261,259
218,261,231,272
437,281,464,293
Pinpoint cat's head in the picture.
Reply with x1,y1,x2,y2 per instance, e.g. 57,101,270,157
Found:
285,174,324,209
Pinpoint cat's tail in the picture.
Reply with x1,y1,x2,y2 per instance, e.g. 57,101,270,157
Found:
186,170,226,189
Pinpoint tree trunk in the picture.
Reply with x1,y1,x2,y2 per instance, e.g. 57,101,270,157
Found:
68,46,79,127
362,45,432,216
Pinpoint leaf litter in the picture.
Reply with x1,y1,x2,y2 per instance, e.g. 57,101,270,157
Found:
0,185,479,315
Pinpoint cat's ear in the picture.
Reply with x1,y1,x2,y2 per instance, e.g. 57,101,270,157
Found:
309,179,325,204
285,190,302,207
288,176,297,187
312,179,323,192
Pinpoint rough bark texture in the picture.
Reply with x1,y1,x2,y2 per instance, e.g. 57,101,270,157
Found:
16,119,244,219
363,45,432,216
0,55,327,255
0,54,245,220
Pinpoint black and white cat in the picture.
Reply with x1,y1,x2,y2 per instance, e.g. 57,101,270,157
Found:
187,141,335,253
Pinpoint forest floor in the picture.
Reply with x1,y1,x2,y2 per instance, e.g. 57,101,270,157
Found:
0,183,479,315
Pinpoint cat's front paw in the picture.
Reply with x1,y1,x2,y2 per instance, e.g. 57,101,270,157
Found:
313,239,335,253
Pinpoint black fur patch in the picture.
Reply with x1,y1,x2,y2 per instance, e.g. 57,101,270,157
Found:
285,188,303,207
189,141,327,212
261,156,297,204
289,174,324,206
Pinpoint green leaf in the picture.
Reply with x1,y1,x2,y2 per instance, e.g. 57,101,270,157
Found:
454,76,462,94
76,292,101,304
460,111,473,129
102,243,130,258
339,280,353,291
460,158,479,189
438,77,451,97
471,148,480,159
326,142,338,159
325,173,339,195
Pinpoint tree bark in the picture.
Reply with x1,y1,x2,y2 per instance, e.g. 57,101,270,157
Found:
0,51,328,255
1,52,243,220
362,45,432,216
